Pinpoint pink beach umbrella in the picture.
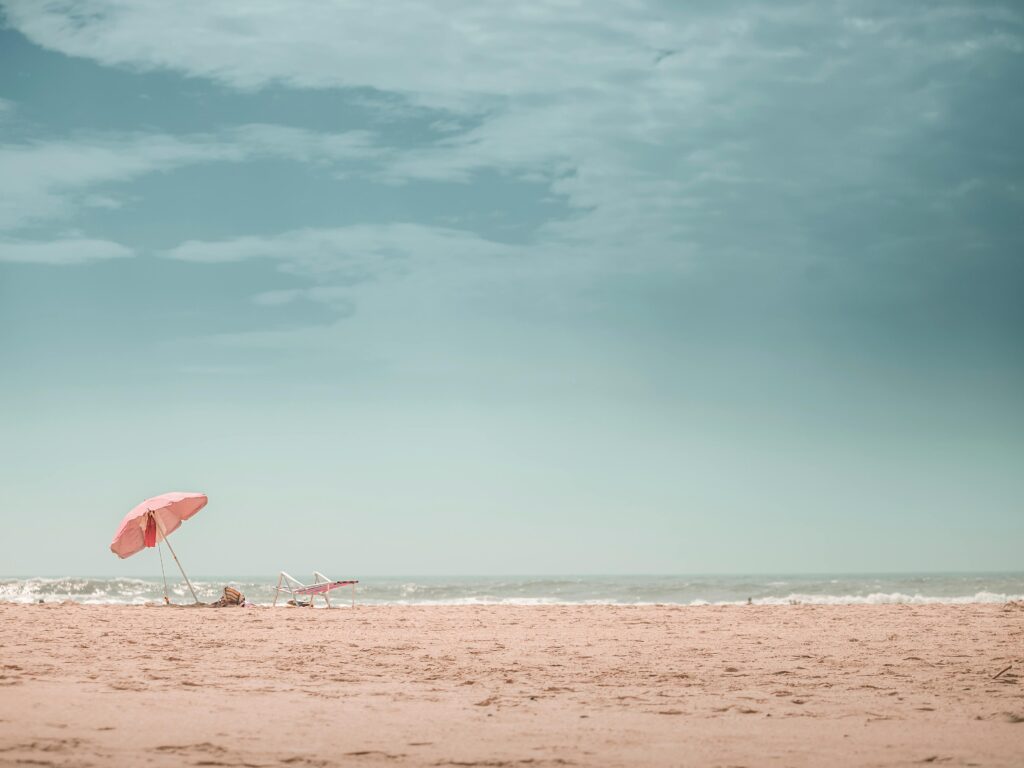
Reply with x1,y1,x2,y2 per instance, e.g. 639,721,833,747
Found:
110,492,207,604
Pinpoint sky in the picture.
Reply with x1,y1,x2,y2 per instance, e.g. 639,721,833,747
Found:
1,1,1022,577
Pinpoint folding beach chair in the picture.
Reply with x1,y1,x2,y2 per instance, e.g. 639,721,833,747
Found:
273,571,359,608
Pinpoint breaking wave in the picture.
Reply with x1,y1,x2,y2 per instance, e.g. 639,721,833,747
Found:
2,574,1022,606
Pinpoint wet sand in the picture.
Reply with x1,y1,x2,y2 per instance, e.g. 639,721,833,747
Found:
0,603,1021,766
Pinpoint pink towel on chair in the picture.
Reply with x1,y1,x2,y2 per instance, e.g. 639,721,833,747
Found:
293,580,358,596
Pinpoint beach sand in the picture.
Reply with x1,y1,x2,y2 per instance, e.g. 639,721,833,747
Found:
0,603,1021,767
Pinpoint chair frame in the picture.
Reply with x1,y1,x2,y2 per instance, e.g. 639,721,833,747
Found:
273,571,358,608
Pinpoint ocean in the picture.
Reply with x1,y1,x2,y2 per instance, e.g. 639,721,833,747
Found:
1,573,1022,606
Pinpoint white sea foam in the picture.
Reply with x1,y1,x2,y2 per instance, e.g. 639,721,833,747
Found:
2,576,1022,606
719,591,1023,606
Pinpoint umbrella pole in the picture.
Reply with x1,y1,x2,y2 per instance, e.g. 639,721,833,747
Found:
153,515,200,604
157,540,170,605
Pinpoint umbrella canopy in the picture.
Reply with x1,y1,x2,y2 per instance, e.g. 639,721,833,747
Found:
110,492,207,559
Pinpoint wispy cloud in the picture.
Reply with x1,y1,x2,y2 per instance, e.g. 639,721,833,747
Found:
0,1,661,108
165,223,518,285
0,125,375,233
251,286,355,314
0,237,133,264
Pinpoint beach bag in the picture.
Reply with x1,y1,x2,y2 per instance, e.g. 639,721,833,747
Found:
212,586,245,607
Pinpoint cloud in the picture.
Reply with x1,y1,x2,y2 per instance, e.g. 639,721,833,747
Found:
3,0,1021,291
0,237,133,264
0,125,375,233
252,286,355,315
166,223,517,283
0,0,660,109
251,288,303,307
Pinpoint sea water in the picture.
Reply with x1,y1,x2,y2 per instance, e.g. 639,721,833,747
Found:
1,573,1022,605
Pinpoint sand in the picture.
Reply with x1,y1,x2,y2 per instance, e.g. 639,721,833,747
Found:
0,603,1021,767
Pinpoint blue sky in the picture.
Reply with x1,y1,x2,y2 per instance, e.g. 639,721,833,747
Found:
1,1,1022,576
